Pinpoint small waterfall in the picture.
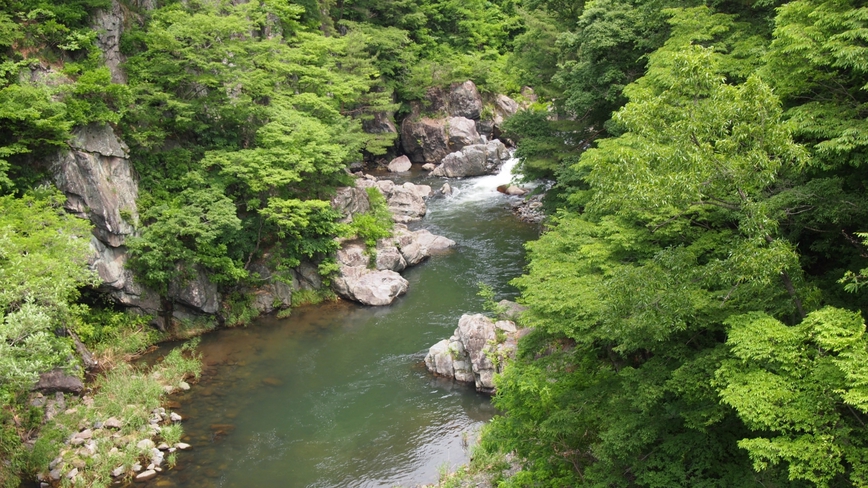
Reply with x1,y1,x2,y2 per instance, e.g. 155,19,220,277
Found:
442,157,520,206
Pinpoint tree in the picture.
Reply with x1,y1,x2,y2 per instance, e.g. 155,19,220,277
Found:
0,190,96,392
490,10,818,484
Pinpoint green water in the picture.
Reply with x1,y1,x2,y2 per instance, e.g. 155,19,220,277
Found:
157,163,538,488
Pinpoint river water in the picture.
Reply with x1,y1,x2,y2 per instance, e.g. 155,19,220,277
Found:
156,160,538,488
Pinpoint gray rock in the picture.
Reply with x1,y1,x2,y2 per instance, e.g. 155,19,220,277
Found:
448,81,484,120
497,300,528,321
413,229,456,253
362,112,398,136
92,0,127,84
374,246,407,272
168,265,219,314
440,183,453,195
331,186,371,222
52,123,138,248
422,163,436,171
336,242,369,268
175,442,191,450
332,266,409,306
169,412,182,422
295,262,323,290
75,429,93,440
385,185,427,223
424,313,523,394
387,155,412,172
178,381,191,391
502,185,527,196
136,439,155,451
431,139,509,178
111,466,125,477
492,94,520,127
33,369,83,394
135,469,157,482
400,116,482,164
66,467,78,480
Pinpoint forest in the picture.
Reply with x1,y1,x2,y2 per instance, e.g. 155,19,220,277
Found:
1,0,867,486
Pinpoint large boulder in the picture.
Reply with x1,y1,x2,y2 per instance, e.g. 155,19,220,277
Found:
356,179,432,223
331,223,455,306
400,116,482,164
33,369,84,395
332,266,409,306
424,313,523,393
430,139,510,178
387,155,412,172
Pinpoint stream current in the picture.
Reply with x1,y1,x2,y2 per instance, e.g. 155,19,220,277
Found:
157,160,538,488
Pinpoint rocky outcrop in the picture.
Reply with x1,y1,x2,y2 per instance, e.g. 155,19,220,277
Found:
356,178,433,223
330,176,456,306
400,116,483,164
92,0,127,84
430,139,510,178
331,186,372,222
53,123,138,248
424,313,525,394
331,225,456,306
448,80,484,120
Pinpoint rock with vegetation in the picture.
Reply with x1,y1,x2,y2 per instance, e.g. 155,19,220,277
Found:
52,123,138,248
425,313,524,394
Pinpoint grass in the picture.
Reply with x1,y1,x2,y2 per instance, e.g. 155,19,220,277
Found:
28,339,202,487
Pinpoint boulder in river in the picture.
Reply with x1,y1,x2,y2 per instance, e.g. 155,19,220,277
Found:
424,312,525,394
430,139,510,178
332,266,409,306
331,224,455,306
387,155,412,173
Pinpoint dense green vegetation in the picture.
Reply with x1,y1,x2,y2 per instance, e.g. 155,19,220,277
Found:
482,0,868,486
0,0,521,485
3,0,868,485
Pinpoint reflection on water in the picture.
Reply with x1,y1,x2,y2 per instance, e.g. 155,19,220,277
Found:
155,161,537,488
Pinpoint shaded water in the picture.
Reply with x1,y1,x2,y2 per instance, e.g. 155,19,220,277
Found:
157,161,538,488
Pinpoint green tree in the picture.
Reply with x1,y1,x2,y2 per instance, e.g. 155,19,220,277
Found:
0,189,96,392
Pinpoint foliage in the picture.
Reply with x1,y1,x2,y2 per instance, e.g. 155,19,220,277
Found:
481,3,868,485
346,187,393,248
717,307,868,486
0,190,96,392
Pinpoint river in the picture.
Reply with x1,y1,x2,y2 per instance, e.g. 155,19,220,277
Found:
155,160,538,488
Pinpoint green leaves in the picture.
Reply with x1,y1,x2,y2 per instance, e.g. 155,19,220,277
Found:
0,190,95,391
718,307,868,486
128,178,245,294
